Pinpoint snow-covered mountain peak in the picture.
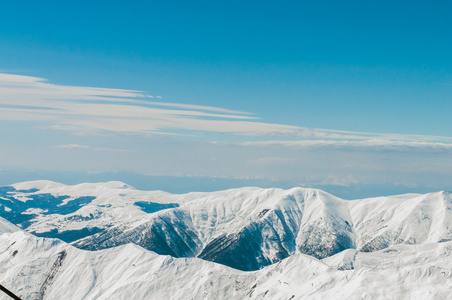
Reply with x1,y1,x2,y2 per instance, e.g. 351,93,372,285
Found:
2,182,452,299
2,181,452,273
11,180,67,191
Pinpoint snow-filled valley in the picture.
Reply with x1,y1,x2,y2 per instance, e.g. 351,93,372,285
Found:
1,181,452,299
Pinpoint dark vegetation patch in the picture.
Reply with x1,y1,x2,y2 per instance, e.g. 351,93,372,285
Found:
198,210,296,271
0,186,96,228
33,227,104,243
17,188,39,193
73,210,202,258
134,201,179,213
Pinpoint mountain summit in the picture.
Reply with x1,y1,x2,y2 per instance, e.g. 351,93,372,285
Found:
1,182,451,299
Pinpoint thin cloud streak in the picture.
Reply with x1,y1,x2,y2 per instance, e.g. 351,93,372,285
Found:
219,139,452,152
54,144,137,153
1,73,452,144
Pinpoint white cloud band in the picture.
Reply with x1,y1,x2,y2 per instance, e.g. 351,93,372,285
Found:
1,73,452,145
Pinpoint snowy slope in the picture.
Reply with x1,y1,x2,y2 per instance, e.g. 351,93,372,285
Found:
0,181,175,238
1,181,452,272
295,189,355,259
0,216,20,234
73,187,307,270
1,225,451,300
350,191,452,251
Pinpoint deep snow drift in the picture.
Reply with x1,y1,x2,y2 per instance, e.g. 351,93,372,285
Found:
1,181,452,299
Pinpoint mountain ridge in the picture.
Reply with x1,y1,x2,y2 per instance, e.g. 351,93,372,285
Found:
1,181,452,271
1,224,451,299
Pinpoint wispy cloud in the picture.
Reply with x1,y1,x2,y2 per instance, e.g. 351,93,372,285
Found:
55,144,91,150
216,139,452,153
1,73,452,144
54,144,137,153
0,73,295,136
143,99,252,115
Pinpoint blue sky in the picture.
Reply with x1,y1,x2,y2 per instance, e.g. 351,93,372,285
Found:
0,1,451,197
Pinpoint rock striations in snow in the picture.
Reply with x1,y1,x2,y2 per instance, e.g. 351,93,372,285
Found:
1,181,452,299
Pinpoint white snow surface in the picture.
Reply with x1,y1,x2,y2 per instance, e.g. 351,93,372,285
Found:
3,181,452,254
0,217,20,234
0,228,451,300
1,181,452,298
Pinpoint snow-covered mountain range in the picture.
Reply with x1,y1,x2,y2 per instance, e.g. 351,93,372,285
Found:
1,181,452,299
